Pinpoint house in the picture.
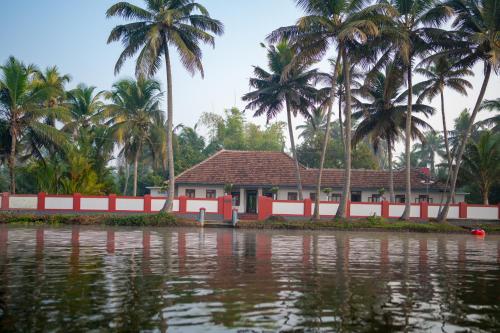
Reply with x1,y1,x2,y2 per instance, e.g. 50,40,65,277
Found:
148,150,464,214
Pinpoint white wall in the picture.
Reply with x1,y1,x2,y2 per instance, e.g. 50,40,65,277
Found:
81,197,108,211
312,202,339,216
116,198,144,211
177,185,225,199
272,201,304,215
45,196,73,210
351,203,381,216
151,198,179,212
468,206,498,220
186,199,218,213
9,196,37,209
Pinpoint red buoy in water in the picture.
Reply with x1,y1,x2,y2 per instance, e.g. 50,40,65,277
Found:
471,229,486,236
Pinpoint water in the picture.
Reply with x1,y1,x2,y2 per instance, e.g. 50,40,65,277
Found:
0,226,499,332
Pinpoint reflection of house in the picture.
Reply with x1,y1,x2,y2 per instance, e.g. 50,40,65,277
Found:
149,150,464,214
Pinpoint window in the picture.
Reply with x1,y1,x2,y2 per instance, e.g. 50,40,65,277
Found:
351,191,362,202
287,192,298,200
206,190,216,198
416,195,432,203
185,189,196,198
330,193,341,202
231,191,241,206
395,195,405,203
369,194,381,203
309,193,316,201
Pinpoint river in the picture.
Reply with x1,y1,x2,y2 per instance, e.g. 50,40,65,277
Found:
0,226,499,332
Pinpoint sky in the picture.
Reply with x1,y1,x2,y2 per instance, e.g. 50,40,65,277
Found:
1,0,498,153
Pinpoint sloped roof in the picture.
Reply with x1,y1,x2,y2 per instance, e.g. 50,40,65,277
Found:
175,150,443,191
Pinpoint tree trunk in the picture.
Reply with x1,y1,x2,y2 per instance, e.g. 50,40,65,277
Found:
123,163,130,195
482,186,489,205
336,49,352,219
286,98,303,200
133,146,140,197
161,35,175,212
400,64,413,220
339,94,344,149
440,88,452,168
387,138,394,202
9,125,16,194
438,64,491,222
313,53,341,220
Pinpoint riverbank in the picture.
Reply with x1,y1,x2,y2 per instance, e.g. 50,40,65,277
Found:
1,212,499,233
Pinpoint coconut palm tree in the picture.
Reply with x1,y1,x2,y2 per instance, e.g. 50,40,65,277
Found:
0,57,68,193
64,84,105,140
268,0,389,218
106,0,224,211
296,107,326,142
414,57,473,168
477,98,500,132
436,0,500,222
371,0,451,220
413,131,445,176
243,40,320,200
33,66,71,126
352,65,434,201
459,131,500,204
106,78,163,196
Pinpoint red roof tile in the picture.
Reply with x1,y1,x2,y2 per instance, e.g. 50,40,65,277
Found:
175,150,443,190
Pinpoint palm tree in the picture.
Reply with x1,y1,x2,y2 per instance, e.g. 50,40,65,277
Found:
64,84,105,140
353,65,434,201
242,40,319,200
0,57,67,193
268,0,388,218
459,131,500,204
436,0,500,222
477,98,500,132
296,107,326,142
106,78,163,196
33,66,71,126
414,56,473,168
413,131,445,176
371,0,450,220
106,0,224,211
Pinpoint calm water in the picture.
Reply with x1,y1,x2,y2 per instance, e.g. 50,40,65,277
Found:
0,226,499,332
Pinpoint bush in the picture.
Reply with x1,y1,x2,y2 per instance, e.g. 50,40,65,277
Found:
0,212,194,227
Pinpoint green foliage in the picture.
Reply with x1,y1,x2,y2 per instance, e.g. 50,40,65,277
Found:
0,212,189,227
459,131,500,204
199,108,286,153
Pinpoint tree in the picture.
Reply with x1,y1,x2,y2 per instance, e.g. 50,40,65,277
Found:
353,65,433,201
106,78,163,196
64,84,105,139
477,98,500,132
413,131,445,176
373,0,450,220
0,57,68,193
106,0,224,211
459,131,499,204
268,0,388,218
436,0,499,222
415,56,473,169
242,40,319,200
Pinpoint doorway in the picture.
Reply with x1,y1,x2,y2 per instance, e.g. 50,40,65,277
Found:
246,190,257,213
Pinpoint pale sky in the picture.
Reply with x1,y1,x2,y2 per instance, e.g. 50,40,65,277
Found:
1,0,498,154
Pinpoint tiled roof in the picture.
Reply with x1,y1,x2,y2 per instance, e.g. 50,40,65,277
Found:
175,150,443,191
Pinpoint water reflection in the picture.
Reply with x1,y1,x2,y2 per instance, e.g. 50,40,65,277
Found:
0,226,499,332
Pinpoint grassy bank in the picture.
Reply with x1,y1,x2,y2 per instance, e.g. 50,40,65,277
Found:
0,213,197,227
1,213,498,234
237,216,500,233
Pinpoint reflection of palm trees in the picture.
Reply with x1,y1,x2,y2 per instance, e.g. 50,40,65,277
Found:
142,230,151,275
106,230,115,254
